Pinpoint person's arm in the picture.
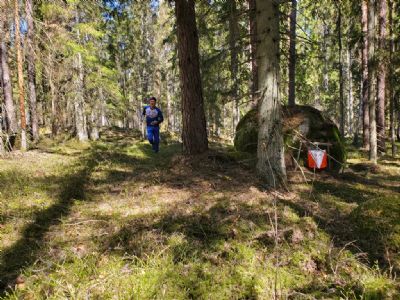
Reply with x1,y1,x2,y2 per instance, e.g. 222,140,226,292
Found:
142,107,146,116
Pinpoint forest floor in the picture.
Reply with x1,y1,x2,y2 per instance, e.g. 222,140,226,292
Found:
0,129,399,299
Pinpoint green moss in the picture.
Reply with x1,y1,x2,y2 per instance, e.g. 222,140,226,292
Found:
2,129,398,299
351,196,400,270
233,109,258,153
362,275,396,300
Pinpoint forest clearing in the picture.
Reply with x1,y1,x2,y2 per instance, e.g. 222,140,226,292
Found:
1,0,400,298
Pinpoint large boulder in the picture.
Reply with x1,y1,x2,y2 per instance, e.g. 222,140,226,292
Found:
234,105,346,170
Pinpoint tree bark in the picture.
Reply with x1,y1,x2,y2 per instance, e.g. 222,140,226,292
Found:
89,99,100,141
347,46,354,137
368,0,378,164
336,4,345,137
288,0,297,107
74,10,88,142
166,73,174,131
74,51,88,141
14,0,27,150
256,0,286,188
322,24,329,91
0,100,4,154
388,0,396,156
229,0,240,132
46,61,59,137
248,0,258,107
362,0,370,150
25,0,39,141
0,19,18,135
175,0,208,155
377,0,387,154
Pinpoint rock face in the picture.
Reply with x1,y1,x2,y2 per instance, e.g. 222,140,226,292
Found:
234,105,346,170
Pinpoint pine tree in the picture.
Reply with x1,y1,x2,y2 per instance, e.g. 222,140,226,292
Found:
256,0,286,187
248,0,258,107
288,0,297,107
368,0,378,164
377,0,387,154
14,0,28,150
175,0,208,155
26,0,39,141
362,0,370,150
0,9,18,135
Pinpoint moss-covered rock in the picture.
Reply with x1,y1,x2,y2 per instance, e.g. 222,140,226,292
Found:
234,105,346,170
234,109,258,153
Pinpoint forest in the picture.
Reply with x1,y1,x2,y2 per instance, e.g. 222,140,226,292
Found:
0,0,400,298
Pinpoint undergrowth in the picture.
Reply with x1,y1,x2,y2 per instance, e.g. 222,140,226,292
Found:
0,130,399,299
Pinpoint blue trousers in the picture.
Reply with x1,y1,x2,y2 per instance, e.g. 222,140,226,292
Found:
147,126,160,152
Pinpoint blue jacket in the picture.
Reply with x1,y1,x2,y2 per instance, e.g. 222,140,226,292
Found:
142,106,164,127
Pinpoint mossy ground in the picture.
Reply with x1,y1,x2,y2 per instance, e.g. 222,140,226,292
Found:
0,130,399,299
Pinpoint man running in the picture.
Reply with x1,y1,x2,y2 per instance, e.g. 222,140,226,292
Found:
142,97,164,153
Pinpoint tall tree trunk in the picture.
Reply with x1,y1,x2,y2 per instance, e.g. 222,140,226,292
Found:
25,0,39,142
256,0,286,188
74,10,88,142
288,0,297,107
89,99,100,141
362,0,370,150
377,0,387,154
0,99,4,154
46,62,59,136
388,0,396,156
15,0,27,151
229,0,240,132
347,46,354,136
0,19,18,134
166,73,173,131
248,0,258,107
322,24,329,91
356,59,364,145
175,0,208,155
368,0,378,164
336,4,345,137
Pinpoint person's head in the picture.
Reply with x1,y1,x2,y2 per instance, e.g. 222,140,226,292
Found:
149,96,157,108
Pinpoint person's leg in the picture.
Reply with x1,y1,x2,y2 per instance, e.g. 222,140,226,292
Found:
147,126,154,145
153,126,160,152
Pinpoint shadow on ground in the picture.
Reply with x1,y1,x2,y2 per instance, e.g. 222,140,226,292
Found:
0,152,97,292
1,130,399,296
286,159,400,269
0,130,154,292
